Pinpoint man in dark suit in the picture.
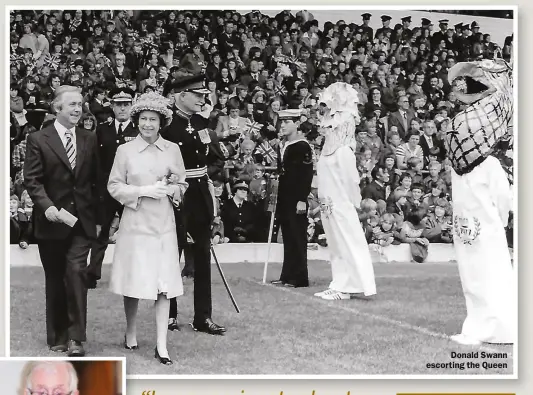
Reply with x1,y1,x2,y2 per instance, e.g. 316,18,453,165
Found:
87,87,137,288
239,60,266,89
388,95,415,141
24,85,103,356
362,166,390,202
419,119,445,165
271,109,314,288
161,73,226,335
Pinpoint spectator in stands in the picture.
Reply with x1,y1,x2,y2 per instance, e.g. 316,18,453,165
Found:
395,130,424,170
362,165,389,202
398,206,430,263
422,198,453,243
221,180,256,242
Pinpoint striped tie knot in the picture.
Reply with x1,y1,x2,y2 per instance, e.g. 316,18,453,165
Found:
65,129,76,170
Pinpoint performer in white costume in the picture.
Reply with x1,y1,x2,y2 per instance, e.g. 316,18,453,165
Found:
314,82,376,300
445,59,515,345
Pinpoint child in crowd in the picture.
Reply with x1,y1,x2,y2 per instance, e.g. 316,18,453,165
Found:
357,145,374,188
392,172,413,197
369,213,396,247
423,179,447,213
386,189,409,223
364,119,383,162
422,198,453,243
10,194,30,248
405,156,424,185
359,198,378,224
398,207,430,263
408,183,427,210
423,160,443,192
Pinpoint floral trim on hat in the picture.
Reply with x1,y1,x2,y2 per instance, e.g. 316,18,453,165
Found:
130,92,173,126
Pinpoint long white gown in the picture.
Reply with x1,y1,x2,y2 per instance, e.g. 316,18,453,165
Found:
317,114,376,296
451,155,516,343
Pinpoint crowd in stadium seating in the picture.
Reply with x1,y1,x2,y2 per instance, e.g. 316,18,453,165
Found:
9,9,514,249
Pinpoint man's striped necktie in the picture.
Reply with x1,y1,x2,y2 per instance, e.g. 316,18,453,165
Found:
65,130,76,169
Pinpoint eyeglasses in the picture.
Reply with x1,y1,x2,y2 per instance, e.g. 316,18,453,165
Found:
28,389,73,395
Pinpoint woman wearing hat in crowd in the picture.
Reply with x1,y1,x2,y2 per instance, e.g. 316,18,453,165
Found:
107,91,188,365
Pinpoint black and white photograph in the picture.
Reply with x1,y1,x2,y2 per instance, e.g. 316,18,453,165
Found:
8,7,516,376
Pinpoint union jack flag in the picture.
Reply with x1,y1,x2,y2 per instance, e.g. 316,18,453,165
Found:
43,53,61,70
245,120,263,139
10,54,24,67
274,84,287,97
256,141,277,165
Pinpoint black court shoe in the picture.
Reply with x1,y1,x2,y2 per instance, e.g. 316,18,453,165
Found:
154,346,173,365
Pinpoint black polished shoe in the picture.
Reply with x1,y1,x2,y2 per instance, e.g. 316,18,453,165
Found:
67,340,85,357
49,344,68,352
123,335,138,350
190,318,226,335
270,280,284,285
154,347,173,365
168,317,180,331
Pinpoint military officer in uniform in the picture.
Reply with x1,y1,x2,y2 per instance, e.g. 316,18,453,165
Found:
87,87,138,288
360,13,374,41
375,15,393,40
161,74,226,336
431,19,449,48
400,16,413,42
271,109,314,288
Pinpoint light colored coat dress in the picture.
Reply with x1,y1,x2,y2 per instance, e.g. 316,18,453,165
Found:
107,135,188,300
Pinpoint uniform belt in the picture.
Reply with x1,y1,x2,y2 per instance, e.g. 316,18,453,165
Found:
186,166,208,178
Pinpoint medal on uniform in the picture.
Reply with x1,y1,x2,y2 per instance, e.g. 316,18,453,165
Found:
125,136,135,142
197,128,211,144
186,121,194,134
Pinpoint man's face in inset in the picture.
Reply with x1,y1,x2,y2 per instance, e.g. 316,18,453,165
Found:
28,363,77,395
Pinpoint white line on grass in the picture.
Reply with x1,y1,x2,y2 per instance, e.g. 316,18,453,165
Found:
246,279,507,354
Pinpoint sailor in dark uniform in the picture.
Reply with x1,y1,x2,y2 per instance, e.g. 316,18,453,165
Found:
271,109,314,288
360,13,374,41
375,15,393,40
161,74,226,336
87,88,138,288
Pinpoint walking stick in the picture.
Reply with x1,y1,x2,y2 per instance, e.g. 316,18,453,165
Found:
211,244,240,313
262,175,279,284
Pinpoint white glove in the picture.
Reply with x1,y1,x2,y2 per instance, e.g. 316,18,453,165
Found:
139,184,168,199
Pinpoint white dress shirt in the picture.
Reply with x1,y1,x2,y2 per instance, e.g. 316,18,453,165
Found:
115,119,131,134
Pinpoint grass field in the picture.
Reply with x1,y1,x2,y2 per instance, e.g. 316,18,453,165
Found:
10,261,513,376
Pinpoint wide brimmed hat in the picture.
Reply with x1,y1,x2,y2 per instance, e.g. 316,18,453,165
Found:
130,92,173,126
